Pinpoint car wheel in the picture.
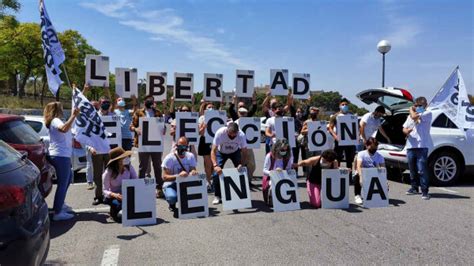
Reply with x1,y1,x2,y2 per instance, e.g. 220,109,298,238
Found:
429,151,463,186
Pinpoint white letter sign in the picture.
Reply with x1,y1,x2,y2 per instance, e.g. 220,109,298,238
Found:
177,174,209,219
308,121,331,152
270,169,300,212
175,112,199,145
205,110,227,143
337,115,359,146
122,178,156,227
321,169,350,209
362,168,389,208
138,117,164,152
220,168,252,211
237,117,261,149
270,69,289,96
101,115,121,148
204,73,223,102
292,73,310,100
174,73,194,102
147,72,167,102
115,68,138,98
235,70,255,98
275,117,296,148
85,54,109,87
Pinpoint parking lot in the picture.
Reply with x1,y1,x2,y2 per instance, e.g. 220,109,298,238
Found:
44,134,474,265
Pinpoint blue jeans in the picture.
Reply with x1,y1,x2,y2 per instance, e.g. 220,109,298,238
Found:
49,156,72,214
407,148,429,193
213,150,242,198
164,183,177,206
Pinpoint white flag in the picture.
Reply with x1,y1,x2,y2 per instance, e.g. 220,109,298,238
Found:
39,0,65,96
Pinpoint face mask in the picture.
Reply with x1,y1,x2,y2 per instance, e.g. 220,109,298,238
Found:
122,157,130,165
340,105,349,113
207,107,214,111
279,150,288,157
145,100,154,109
117,100,126,107
416,106,425,113
310,112,318,119
320,162,331,168
177,145,188,156
368,148,377,154
101,102,110,111
296,112,302,119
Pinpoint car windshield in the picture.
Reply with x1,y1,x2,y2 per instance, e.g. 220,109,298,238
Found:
380,95,411,108
0,120,41,145
0,140,22,170
25,120,43,133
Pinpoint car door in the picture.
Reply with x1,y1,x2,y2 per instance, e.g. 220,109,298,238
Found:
356,87,414,114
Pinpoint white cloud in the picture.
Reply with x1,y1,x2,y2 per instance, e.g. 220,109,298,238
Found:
80,0,252,69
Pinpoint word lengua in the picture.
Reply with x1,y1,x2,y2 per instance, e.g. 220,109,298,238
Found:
238,117,261,149
174,73,194,102
138,117,165,152
270,169,300,212
122,178,157,227
85,54,109,87
336,115,360,146
292,73,311,100
275,117,296,148
175,112,199,145
220,168,252,211
307,121,331,152
115,68,138,98
205,110,227,144
235,70,255,98
270,69,289,96
146,72,167,102
101,115,121,149
321,169,350,209
203,73,223,102
176,174,209,219
362,168,389,208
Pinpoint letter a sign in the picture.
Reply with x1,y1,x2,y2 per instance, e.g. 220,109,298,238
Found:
362,168,389,208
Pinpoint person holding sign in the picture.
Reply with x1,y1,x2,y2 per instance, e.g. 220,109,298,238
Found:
44,102,80,221
198,102,218,191
293,149,338,208
354,137,385,205
262,138,294,206
360,106,391,145
234,107,257,186
102,147,137,223
211,123,248,205
328,98,357,176
114,96,138,151
265,102,286,145
162,137,198,211
131,95,167,198
300,106,321,157
227,92,257,121
403,97,433,200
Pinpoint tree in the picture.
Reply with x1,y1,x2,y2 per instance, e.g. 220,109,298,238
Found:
0,0,20,19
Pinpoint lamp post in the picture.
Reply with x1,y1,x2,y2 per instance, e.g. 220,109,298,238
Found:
377,40,391,87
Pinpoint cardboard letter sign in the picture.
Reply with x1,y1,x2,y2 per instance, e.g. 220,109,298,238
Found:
235,70,255,98
101,115,121,148
138,117,165,152
177,174,208,219
275,117,296,148
85,54,109,87
174,73,194,102
238,117,261,149
122,178,156,227
205,110,227,143
270,169,300,212
204,73,223,102
292,73,310,100
337,115,359,146
220,168,252,211
270,69,289,96
308,121,331,152
362,168,389,208
321,169,350,209
115,68,138,98
175,112,199,145
147,72,167,102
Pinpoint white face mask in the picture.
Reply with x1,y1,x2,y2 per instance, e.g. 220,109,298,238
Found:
122,157,131,165
320,160,331,169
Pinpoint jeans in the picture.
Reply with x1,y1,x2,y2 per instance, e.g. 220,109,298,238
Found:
334,141,356,171
407,148,429,193
92,153,110,199
104,197,122,223
49,156,72,214
213,150,242,198
164,183,177,206
138,152,163,189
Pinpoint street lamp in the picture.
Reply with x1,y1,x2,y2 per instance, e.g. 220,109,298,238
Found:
377,40,391,87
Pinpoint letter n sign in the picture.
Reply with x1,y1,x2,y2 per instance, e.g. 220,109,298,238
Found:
85,54,109,87
220,168,252,211
336,115,359,146
270,169,300,212
362,168,389,208
138,117,164,152
321,169,349,209
122,178,156,227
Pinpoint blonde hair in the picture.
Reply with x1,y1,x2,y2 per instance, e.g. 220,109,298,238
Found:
43,102,64,129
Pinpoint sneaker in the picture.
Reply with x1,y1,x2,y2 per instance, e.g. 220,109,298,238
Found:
62,203,73,213
156,188,164,198
421,193,431,200
86,182,95,190
406,188,419,195
92,197,103,206
354,195,363,205
53,211,74,221
212,196,221,205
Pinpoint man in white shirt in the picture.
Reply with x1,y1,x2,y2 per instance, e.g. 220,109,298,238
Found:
403,97,433,200
360,106,391,144
211,122,248,204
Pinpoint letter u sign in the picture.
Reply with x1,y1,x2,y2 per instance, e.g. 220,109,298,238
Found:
321,169,350,209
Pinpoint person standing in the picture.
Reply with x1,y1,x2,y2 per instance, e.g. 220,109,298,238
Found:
211,122,248,205
403,97,433,200
114,96,137,151
162,137,198,211
44,102,80,221
130,95,167,198
360,106,391,144
234,107,257,187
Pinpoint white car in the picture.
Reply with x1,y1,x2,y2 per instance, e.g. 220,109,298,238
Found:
23,115,87,173
357,87,474,186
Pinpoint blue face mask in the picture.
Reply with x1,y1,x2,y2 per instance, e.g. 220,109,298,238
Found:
416,106,425,113
340,105,349,113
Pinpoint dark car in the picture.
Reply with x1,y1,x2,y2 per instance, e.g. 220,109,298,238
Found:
0,140,50,265
0,114,54,197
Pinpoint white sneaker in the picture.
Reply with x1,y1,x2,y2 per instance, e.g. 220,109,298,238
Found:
354,195,363,205
53,211,74,221
62,203,73,213
212,196,221,205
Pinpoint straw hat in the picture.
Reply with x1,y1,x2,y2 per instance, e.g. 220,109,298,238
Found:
107,147,133,167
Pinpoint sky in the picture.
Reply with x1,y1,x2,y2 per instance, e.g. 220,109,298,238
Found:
17,0,473,108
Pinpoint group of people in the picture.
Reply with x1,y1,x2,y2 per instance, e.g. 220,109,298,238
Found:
43,83,432,222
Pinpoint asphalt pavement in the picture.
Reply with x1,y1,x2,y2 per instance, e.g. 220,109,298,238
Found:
44,133,474,265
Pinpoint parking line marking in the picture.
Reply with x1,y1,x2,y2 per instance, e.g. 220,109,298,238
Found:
101,245,120,266
432,187,459,194
73,207,110,213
